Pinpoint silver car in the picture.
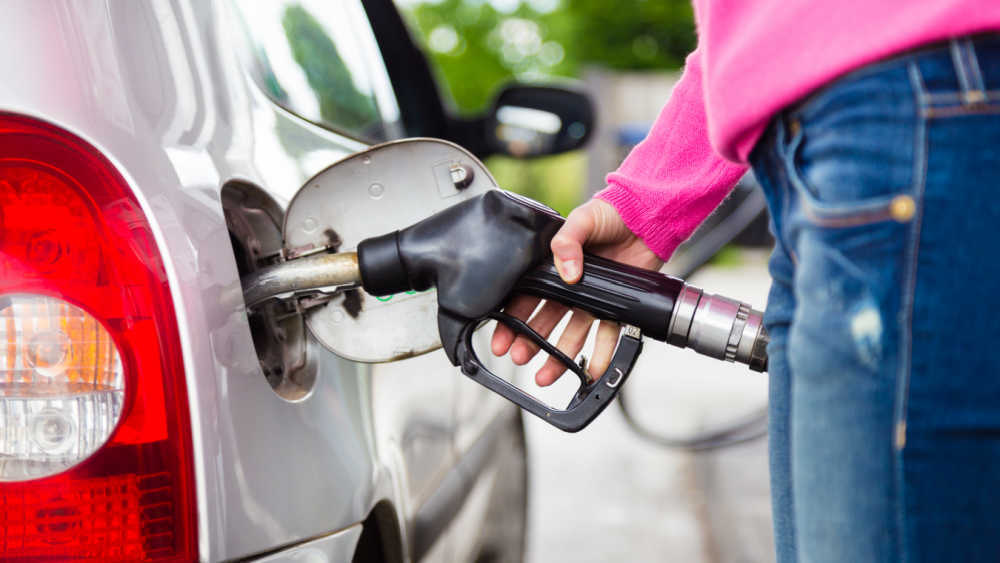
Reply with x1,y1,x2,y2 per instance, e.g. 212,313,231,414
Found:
0,1,591,561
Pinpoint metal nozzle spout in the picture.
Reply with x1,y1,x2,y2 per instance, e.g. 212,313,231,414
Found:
241,251,362,309
666,284,769,372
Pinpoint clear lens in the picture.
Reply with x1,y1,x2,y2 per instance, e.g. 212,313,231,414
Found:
24,329,71,376
0,294,124,481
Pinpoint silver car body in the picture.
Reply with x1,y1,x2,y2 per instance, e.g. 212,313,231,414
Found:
0,1,522,561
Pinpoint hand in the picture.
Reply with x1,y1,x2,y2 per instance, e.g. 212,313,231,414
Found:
490,198,662,386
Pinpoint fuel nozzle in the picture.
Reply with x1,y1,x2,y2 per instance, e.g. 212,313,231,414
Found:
667,285,769,372
238,190,768,432
240,190,769,375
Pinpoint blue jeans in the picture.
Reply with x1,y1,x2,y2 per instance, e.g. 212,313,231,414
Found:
750,34,1000,563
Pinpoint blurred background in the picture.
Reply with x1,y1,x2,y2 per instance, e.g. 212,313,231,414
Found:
393,1,776,561
397,0,694,215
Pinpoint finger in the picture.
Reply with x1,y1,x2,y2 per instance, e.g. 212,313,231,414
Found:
491,295,541,356
587,320,620,378
550,205,597,284
510,300,570,365
536,311,595,386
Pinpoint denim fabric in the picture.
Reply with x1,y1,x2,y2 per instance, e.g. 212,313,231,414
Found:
750,34,1000,563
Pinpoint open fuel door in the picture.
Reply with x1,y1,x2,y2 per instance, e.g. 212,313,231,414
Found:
282,138,496,362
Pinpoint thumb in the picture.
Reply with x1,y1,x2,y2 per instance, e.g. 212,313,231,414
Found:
550,203,597,284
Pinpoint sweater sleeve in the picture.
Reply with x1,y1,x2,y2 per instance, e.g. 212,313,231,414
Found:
596,46,749,262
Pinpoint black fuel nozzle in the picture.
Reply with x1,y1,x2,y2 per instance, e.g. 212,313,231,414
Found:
357,190,566,363
357,189,767,431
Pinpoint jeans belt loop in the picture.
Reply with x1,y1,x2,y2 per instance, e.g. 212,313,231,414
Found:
949,37,987,105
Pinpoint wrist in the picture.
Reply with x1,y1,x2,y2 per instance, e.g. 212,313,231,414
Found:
594,184,687,262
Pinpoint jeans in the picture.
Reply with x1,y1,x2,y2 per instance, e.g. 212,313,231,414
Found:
750,34,1000,563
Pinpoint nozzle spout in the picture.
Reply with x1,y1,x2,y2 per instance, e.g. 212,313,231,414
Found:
241,251,361,309
667,284,769,372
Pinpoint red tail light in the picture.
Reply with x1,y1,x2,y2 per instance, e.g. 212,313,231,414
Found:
0,113,197,561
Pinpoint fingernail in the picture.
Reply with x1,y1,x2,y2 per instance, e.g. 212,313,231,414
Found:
560,259,579,281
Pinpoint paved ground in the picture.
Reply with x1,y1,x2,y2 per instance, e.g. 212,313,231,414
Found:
521,250,775,563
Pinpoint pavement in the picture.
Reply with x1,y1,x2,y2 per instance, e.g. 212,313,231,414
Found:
520,250,775,563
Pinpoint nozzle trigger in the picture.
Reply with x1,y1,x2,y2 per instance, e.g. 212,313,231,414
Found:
442,310,643,432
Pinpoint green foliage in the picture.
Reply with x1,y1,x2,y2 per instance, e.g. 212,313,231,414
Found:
282,4,379,132
707,245,744,268
402,0,694,113
406,0,552,114
557,0,695,71
400,0,695,210
486,152,586,216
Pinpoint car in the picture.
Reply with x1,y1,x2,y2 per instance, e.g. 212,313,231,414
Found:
0,1,592,561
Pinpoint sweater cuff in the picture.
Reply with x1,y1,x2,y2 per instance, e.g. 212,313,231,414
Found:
595,183,688,262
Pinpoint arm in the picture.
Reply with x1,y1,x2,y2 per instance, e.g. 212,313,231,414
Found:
596,46,749,262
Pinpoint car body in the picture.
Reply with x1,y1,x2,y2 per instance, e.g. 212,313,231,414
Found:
0,1,599,561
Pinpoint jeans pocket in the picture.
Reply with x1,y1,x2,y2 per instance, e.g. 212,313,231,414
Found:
782,117,918,229
779,67,920,228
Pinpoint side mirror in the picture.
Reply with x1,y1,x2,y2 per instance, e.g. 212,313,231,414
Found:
488,84,594,157
451,84,595,159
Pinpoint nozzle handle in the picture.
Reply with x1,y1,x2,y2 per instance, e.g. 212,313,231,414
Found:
514,254,684,342
515,255,769,373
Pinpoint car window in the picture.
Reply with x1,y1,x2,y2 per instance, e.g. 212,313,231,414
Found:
230,0,402,142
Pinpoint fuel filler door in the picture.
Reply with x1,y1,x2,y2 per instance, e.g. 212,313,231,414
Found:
281,138,496,362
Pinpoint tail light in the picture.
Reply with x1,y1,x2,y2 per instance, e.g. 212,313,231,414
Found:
0,114,197,561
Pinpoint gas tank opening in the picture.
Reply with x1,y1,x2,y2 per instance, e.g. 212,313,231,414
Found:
223,181,317,401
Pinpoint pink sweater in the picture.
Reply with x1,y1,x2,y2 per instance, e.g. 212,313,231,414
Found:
597,2,1000,261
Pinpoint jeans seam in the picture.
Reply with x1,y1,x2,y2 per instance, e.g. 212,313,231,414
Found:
923,104,1000,118
895,61,929,563
950,40,974,97
923,89,1000,102
774,117,799,265
963,38,987,93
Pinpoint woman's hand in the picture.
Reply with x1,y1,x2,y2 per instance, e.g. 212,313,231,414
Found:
490,198,663,386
